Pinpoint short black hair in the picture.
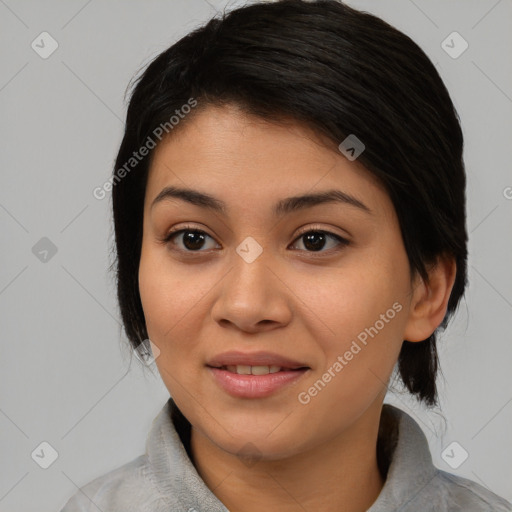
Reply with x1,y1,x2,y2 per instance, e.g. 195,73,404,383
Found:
110,0,468,407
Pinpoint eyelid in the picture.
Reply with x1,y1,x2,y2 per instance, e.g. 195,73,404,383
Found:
161,223,351,253
293,223,350,242
164,223,349,240
161,223,216,244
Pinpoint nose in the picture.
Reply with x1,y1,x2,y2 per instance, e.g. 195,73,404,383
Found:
210,244,293,334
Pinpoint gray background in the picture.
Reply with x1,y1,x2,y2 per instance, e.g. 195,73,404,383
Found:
0,0,511,510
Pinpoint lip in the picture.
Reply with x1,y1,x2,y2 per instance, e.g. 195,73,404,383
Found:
206,350,309,370
208,367,309,398
206,350,310,399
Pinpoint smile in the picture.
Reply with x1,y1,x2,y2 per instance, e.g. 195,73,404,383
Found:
208,366,309,398
220,364,304,375
206,350,311,398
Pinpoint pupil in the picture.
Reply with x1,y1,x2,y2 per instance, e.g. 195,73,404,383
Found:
184,231,205,250
304,232,325,251
181,231,327,251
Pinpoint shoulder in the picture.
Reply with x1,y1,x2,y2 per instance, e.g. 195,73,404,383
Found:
373,405,512,511
59,454,166,512
426,469,512,511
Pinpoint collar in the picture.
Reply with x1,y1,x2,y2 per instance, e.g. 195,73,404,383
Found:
368,404,438,511
146,398,437,511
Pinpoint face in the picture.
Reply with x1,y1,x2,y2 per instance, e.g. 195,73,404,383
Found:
139,104,417,460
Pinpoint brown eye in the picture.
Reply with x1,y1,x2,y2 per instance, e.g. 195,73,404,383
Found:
291,230,349,253
164,228,219,252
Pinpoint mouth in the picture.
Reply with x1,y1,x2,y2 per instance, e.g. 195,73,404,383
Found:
206,350,309,371
206,351,310,398
210,364,308,375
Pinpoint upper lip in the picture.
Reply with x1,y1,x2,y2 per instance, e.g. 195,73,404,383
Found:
206,351,309,370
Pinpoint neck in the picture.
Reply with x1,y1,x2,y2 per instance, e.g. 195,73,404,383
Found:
189,399,386,512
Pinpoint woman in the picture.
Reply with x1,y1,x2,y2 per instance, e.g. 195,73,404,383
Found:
61,0,512,510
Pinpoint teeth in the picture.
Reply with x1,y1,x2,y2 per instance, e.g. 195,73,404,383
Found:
251,365,271,375
224,365,284,375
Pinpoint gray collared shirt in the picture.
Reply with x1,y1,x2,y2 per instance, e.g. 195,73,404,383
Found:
60,399,512,511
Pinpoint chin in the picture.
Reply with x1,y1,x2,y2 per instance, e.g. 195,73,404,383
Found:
217,433,304,462
197,413,310,461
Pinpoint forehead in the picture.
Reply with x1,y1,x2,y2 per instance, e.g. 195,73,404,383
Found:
145,104,389,217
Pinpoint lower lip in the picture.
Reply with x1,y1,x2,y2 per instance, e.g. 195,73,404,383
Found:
208,367,309,398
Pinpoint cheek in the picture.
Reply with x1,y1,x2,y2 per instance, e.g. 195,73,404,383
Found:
312,254,408,345
138,247,218,359
139,245,188,328
138,250,212,400
305,249,410,400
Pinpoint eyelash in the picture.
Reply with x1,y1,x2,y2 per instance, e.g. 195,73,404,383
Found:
161,224,350,256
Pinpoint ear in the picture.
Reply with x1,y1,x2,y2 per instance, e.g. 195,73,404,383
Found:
403,254,457,342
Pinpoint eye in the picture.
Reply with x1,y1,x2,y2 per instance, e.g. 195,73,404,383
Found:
290,228,350,253
162,225,350,254
163,226,219,252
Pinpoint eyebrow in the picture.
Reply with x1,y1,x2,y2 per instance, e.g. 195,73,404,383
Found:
150,185,372,216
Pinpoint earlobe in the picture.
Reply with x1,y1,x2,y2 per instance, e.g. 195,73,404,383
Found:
403,255,457,342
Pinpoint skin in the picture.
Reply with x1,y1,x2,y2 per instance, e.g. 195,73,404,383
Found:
138,104,456,512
